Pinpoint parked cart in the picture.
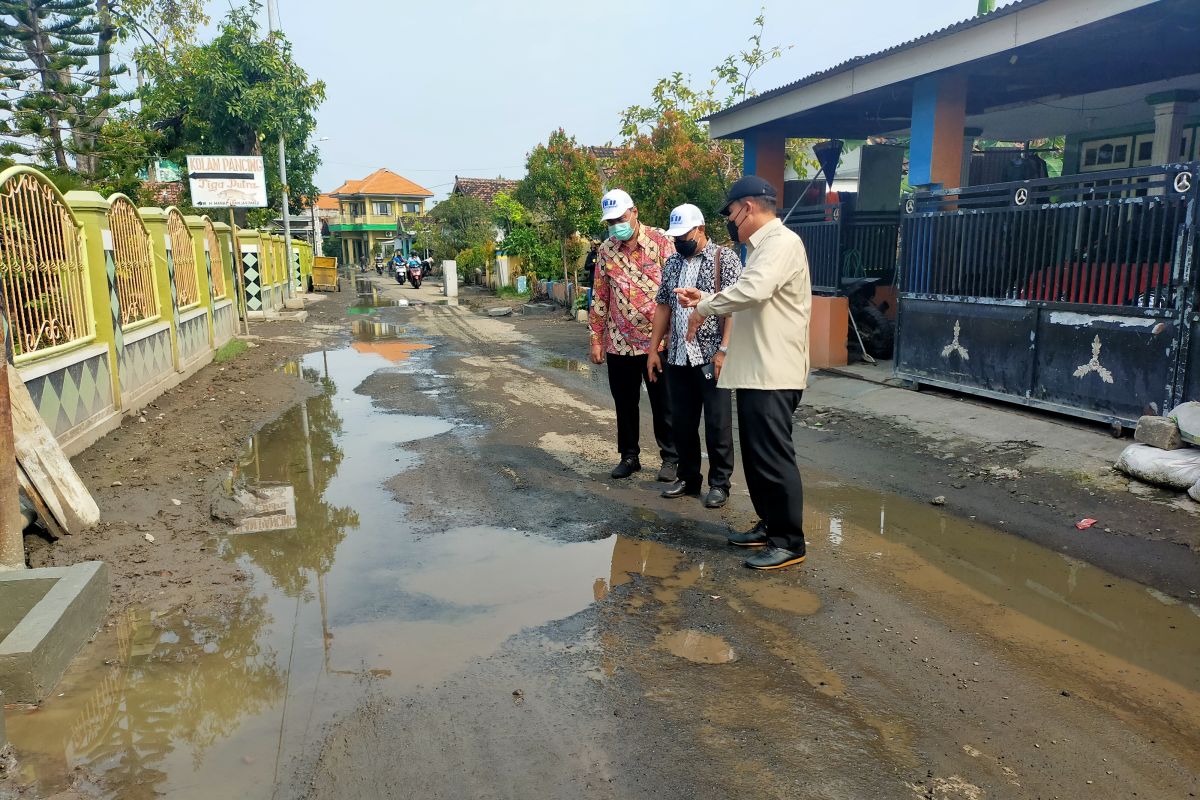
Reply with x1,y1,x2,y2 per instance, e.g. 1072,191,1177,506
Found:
311,256,340,292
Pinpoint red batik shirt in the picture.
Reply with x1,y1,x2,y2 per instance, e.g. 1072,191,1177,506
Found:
589,225,674,356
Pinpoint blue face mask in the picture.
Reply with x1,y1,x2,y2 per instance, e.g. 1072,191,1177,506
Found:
609,221,634,241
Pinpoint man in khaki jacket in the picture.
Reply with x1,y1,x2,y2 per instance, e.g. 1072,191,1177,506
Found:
675,176,811,570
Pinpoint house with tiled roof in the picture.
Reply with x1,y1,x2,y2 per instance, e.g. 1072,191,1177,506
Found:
272,193,341,255
452,176,519,204
327,169,434,264
586,146,626,190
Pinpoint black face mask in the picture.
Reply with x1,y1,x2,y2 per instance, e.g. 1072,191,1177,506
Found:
676,237,699,258
725,219,740,244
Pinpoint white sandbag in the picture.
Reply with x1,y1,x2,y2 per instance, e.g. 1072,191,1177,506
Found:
1115,443,1200,491
1170,401,1200,445
1190,480,1200,503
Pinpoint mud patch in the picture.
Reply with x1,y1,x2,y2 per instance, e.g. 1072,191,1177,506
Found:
734,578,822,615
656,629,738,664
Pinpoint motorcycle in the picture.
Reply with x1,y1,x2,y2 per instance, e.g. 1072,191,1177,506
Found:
842,276,895,361
407,261,423,289
375,257,384,275
393,259,406,285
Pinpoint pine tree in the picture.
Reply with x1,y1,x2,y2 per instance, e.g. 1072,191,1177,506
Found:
0,0,125,171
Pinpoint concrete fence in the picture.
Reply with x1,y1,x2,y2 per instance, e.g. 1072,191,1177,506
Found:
0,166,315,455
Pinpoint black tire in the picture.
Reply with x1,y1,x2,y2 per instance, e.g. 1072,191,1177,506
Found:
853,303,895,359
412,278,421,289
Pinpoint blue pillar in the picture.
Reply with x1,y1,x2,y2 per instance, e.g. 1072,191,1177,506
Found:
908,74,967,189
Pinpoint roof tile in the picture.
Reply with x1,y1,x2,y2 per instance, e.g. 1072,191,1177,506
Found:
452,177,520,203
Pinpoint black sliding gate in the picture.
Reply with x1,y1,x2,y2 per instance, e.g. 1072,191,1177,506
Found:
894,162,1199,427
783,204,901,293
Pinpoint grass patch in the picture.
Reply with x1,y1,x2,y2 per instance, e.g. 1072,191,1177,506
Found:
496,286,531,301
214,339,249,363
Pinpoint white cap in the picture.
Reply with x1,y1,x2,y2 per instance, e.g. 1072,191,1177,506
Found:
600,189,634,221
665,203,705,237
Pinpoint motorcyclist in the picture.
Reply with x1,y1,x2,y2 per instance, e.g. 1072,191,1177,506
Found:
406,252,423,288
391,251,406,284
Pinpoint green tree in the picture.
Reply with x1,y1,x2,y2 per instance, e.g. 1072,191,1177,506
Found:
612,111,730,236
119,0,208,50
138,1,325,225
490,190,557,278
617,9,816,188
426,192,493,261
514,128,602,285
0,0,124,170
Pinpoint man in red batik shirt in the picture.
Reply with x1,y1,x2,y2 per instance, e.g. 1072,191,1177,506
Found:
589,188,678,481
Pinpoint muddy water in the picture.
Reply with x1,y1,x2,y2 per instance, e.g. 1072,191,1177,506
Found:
803,481,1200,694
6,313,1200,796
1,325,704,798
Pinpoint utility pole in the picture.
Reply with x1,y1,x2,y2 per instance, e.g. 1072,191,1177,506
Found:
267,0,294,300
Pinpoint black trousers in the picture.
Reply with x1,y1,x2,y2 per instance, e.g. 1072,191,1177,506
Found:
666,363,734,490
606,353,676,463
736,389,806,552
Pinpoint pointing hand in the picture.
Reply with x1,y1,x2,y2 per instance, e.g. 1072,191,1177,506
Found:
674,287,703,308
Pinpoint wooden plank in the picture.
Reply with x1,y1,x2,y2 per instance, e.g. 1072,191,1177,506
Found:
17,461,66,540
0,361,23,568
8,367,99,534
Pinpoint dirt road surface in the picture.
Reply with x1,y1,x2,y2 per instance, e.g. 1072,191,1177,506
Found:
2,274,1198,800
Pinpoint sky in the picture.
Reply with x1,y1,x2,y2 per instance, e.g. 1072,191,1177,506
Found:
210,0,1015,202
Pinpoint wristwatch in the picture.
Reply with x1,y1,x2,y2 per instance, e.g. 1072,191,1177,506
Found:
717,345,728,353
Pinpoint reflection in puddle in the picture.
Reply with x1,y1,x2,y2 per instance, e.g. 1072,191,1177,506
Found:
1,339,703,798
9,315,1200,795
657,630,737,664
350,319,431,364
544,357,597,378
805,481,1200,709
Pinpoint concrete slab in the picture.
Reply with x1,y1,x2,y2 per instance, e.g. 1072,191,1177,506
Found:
0,562,108,703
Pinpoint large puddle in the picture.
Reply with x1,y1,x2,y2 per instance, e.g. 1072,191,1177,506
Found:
1,321,709,798
5,306,1200,797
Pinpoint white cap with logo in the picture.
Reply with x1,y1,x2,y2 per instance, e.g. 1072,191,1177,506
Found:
665,203,705,237
600,189,634,221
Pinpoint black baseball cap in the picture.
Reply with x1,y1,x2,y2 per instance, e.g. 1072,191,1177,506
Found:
719,175,778,215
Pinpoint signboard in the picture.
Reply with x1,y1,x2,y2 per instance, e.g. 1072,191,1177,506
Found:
186,155,268,208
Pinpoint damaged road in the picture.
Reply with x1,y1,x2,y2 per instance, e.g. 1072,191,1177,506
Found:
3,276,1199,800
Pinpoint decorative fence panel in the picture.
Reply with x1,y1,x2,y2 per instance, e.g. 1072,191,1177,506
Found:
0,168,93,359
204,220,227,300
108,197,159,328
167,210,200,309
896,162,1199,425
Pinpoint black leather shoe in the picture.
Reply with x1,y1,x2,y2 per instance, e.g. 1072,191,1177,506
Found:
656,461,678,482
661,479,700,499
703,487,729,508
610,457,641,479
727,521,769,548
744,547,806,570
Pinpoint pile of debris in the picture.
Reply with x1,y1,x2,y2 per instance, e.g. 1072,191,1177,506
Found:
1116,403,1200,502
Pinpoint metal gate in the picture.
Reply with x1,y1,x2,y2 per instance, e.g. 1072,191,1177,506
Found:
894,161,1199,426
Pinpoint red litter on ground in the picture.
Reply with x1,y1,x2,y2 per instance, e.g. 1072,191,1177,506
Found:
1075,518,1098,530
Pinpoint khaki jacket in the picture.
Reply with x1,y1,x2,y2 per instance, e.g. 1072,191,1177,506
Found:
697,218,812,390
